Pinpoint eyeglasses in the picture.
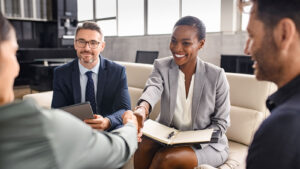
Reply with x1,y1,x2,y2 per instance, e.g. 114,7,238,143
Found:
238,0,253,14
75,39,101,49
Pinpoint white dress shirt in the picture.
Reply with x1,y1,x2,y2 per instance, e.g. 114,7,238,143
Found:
172,70,195,130
78,60,100,102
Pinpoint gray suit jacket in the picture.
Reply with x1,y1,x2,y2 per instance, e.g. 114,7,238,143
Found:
139,57,230,152
0,99,137,169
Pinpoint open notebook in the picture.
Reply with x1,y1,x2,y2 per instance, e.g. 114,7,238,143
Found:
142,119,216,146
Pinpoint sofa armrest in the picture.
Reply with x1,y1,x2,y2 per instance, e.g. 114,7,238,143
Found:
23,91,53,109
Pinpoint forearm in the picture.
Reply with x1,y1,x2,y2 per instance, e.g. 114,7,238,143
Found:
109,87,131,129
107,123,138,167
47,109,137,169
138,60,164,112
82,123,137,168
108,68,131,129
106,109,125,130
207,118,229,134
135,100,150,120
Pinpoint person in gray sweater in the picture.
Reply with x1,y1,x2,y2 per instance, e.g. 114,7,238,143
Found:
0,12,138,169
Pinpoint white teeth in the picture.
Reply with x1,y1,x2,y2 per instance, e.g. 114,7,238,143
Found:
175,54,185,58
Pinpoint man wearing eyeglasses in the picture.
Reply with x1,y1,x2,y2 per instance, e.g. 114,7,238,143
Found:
51,22,131,131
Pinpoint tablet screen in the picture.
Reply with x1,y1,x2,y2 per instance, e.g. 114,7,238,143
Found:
59,102,94,120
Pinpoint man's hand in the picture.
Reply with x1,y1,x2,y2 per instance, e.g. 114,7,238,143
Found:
122,110,138,126
84,115,111,130
123,110,142,142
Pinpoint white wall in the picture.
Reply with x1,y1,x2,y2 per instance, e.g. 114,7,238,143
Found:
101,32,248,67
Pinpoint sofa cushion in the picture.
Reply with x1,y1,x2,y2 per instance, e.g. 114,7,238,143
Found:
221,141,248,169
22,91,53,109
226,73,276,146
116,61,153,89
128,87,144,110
226,73,276,115
226,106,264,146
119,61,161,120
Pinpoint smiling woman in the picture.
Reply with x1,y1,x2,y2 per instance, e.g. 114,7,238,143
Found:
133,16,231,169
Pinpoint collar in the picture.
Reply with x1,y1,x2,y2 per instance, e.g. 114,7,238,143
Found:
78,57,100,76
266,74,300,112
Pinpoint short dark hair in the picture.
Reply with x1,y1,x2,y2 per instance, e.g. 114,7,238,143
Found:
173,16,206,40
75,21,104,40
251,0,300,32
0,12,13,43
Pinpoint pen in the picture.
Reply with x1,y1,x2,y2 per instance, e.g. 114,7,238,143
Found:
167,131,175,139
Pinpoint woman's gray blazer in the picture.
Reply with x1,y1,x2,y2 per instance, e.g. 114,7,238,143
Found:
139,56,230,152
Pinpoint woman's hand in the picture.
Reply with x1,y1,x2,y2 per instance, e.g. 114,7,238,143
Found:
133,101,150,142
123,110,142,142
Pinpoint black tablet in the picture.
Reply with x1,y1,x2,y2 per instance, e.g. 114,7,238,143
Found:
59,102,94,120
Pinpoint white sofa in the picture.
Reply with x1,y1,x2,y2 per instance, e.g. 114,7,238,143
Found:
23,61,276,169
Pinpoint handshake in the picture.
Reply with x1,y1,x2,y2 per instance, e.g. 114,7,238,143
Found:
122,101,150,142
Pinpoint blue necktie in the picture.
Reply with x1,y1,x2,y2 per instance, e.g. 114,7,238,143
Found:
85,71,97,114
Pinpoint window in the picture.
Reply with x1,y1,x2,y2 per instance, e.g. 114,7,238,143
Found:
97,20,117,36
1,0,50,20
182,0,221,32
241,4,252,31
4,0,21,17
148,0,179,35
24,0,33,18
95,0,116,19
118,0,144,36
76,0,225,36
77,0,93,21
95,0,117,36
36,0,47,19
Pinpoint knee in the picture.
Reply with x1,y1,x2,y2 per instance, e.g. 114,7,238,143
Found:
135,141,154,156
151,150,178,168
134,138,162,169
150,147,198,169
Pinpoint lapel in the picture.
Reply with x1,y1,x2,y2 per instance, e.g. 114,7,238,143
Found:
168,59,179,125
72,59,81,103
191,58,206,128
96,55,107,112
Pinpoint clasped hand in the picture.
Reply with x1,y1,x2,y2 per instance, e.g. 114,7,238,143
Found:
122,110,145,142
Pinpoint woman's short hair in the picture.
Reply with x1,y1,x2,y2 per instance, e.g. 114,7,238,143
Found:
0,12,13,43
174,16,206,41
